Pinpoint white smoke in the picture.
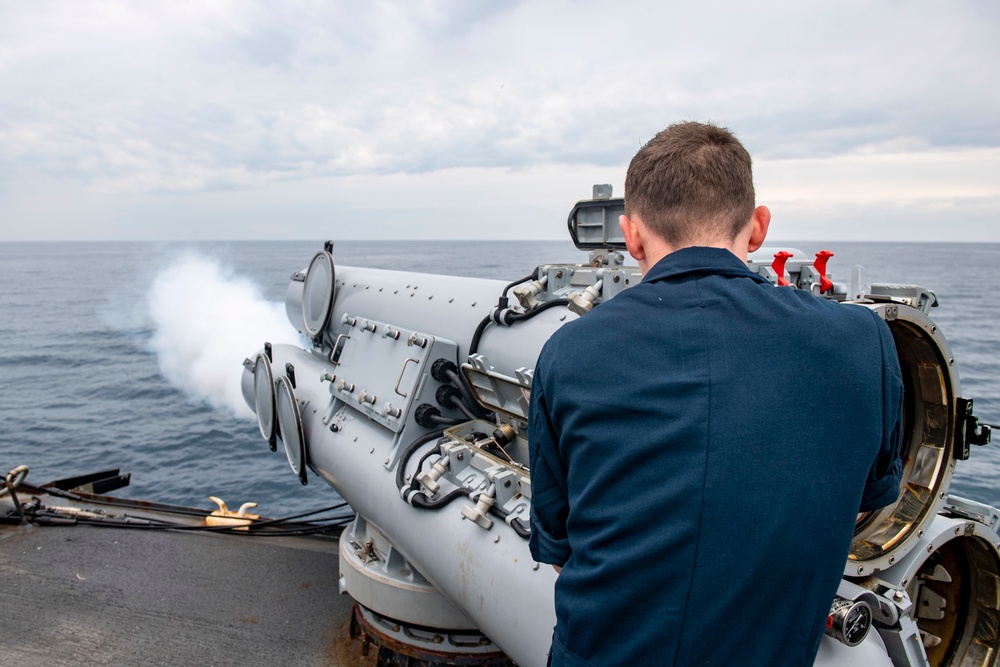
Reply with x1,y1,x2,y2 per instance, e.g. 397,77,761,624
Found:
147,254,303,419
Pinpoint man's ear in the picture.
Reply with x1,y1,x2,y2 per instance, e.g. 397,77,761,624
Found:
747,206,770,253
619,214,646,263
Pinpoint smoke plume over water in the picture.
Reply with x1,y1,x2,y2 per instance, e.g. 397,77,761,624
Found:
147,254,302,418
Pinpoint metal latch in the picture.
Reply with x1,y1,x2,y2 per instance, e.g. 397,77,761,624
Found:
955,397,991,461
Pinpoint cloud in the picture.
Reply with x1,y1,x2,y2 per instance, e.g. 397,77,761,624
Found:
757,147,1000,241
0,0,997,239
759,147,1000,204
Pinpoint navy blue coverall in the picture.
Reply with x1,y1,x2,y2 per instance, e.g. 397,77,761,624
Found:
528,247,903,666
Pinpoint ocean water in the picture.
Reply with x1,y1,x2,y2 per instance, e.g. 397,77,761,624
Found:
2,240,999,518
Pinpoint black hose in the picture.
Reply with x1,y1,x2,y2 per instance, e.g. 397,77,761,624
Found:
395,429,445,491
404,449,531,539
245,502,352,528
502,298,571,324
502,273,535,298
409,487,469,510
429,413,463,425
445,368,487,418
509,517,531,539
409,447,448,490
402,447,461,509
449,396,478,421
488,500,532,540
21,485,229,521
27,510,353,536
94,504,353,531
469,298,571,357
469,313,492,356
95,521,350,537
468,272,536,356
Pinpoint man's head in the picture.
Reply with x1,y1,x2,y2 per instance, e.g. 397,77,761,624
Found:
620,121,769,270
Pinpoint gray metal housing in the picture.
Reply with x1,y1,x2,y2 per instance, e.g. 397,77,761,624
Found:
241,243,1000,667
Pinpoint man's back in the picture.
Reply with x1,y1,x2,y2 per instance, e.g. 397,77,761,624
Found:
529,246,902,666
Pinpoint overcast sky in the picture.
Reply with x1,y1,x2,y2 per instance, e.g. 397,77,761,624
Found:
1,1,997,242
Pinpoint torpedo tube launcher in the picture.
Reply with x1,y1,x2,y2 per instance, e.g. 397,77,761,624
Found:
241,187,999,667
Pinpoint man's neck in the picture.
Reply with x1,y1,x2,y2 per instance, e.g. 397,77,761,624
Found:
620,208,765,275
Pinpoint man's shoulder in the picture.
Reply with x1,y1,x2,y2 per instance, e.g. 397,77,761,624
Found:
760,287,893,374
537,284,655,356
764,279,882,327
537,275,886,369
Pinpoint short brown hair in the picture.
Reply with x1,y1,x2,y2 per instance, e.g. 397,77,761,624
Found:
624,121,755,247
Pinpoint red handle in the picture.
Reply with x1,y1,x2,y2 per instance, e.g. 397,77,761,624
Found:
814,250,834,293
772,251,793,287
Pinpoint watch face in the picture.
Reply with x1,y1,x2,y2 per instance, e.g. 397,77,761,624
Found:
844,602,872,646
826,598,873,647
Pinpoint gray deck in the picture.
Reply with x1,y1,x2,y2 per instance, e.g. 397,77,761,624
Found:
0,501,362,666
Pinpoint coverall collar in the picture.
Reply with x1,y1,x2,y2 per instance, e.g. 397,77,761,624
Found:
641,246,769,285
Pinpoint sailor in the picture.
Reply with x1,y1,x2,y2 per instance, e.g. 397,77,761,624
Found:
528,121,903,666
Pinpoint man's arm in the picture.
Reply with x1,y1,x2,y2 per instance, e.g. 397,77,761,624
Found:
528,370,572,568
858,311,904,513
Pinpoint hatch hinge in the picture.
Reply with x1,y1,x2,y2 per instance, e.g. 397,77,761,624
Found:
955,397,991,461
